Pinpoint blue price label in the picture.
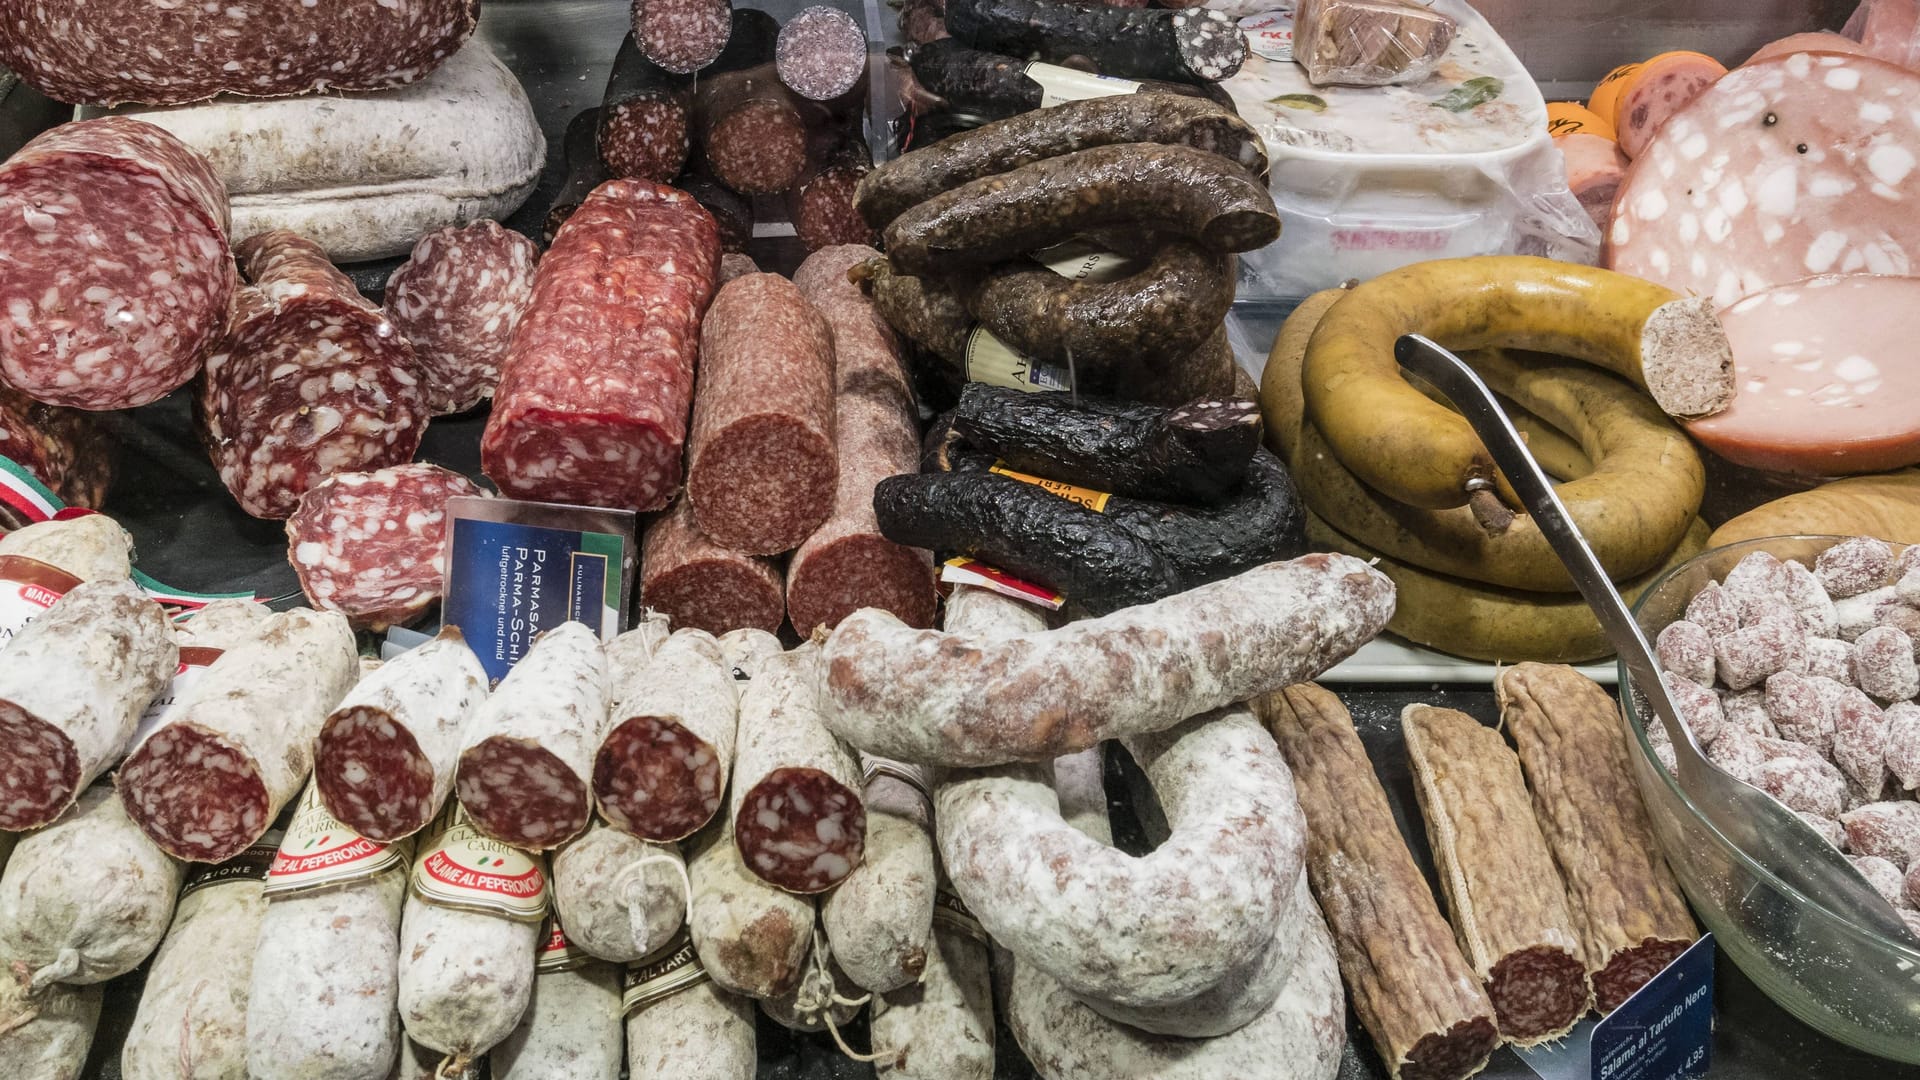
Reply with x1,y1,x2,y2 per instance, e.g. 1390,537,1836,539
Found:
1590,934,1714,1080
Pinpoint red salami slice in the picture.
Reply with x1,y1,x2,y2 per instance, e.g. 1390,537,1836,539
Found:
481,180,720,513
1606,53,1920,309
600,34,696,184
285,463,486,630
634,0,735,74
0,117,233,411
0,385,112,524
777,7,871,102
596,628,739,841
789,136,880,253
786,245,935,637
639,495,786,636
687,273,838,555
199,231,427,521
384,222,540,416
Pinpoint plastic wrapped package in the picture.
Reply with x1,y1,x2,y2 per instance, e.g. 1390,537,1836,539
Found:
1293,0,1458,87
1224,0,1597,299
1843,0,1920,69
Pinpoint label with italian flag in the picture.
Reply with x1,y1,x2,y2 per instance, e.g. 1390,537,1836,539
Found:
264,780,411,898
410,802,549,922
538,914,588,974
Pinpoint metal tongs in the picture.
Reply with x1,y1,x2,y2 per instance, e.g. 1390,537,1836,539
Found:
1396,334,1920,949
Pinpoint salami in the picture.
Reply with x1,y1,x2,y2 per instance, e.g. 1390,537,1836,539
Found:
0,385,113,523
777,7,871,101
731,643,868,894
820,554,1394,765
0,979,100,1080
553,820,689,963
635,0,735,74
787,244,935,637
640,496,786,636
944,0,1249,82
695,11,810,195
597,628,740,841
600,34,696,184
395,1036,477,1080
198,230,428,520
286,464,486,630
455,621,608,850
173,596,275,650
0,117,233,411
383,221,540,416
624,935,758,1079
868,891,995,1080
547,109,614,246
118,608,357,863
788,135,880,252
759,948,864,1033
121,837,277,1079
820,765,937,993
315,627,488,843
0,577,175,831
680,173,754,255
687,273,839,554
482,180,721,513
1607,53,1920,308
718,626,787,680
687,816,816,998
491,961,625,1079
0,784,182,990
1558,132,1629,233
0,513,133,585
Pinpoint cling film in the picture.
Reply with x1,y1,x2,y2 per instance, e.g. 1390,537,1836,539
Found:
1023,62,1142,107
964,329,1073,392
988,462,1112,512
622,929,709,1016
410,801,550,922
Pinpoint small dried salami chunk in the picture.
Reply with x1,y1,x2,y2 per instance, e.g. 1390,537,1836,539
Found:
286,463,486,630
634,0,734,73
384,221,540,416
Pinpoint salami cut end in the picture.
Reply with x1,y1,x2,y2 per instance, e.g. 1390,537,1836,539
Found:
786,535,934,637
1639,296,1736,419
286,463,483,629
594,715,726,841
689,416,837,554
706,100,811,195
1171,9,1248,81
636,0,735,73
1402,1017,1502,1080
118,723,272,863
457,736,593,849
792,165,879,252
1594,937,1691,1015
1485,945,1589,1044
642,551,786,636
315,706,440,843
776,7,870,101
734,766,867,893
0,702,80,831
601,98,694,183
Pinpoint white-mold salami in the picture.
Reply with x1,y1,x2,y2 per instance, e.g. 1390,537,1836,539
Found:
0,512,132,585
0,978,100,1080
623,934,758,1079
597,627,739,842
686,816,816,999
552,819,689,964
384,221,541,416
820,765,937,994
490,960,624,1079
869,889,996,1080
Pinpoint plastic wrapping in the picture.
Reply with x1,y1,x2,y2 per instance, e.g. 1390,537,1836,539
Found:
1843,0,1920,69
1293,0,1457,87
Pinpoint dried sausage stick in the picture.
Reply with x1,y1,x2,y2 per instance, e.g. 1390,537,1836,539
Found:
316,627,489,843
0,785,182,990
1050,747,1112,846
687,816,817,998
820,763,937,993
718,627,786,681
490,960,625,1079
0,577,174,831
869,890,995,1080
730,643,867,894
397,886,539,1072
0,513,133,585
624,934,758,1078
119,608,358,863
0,978,100,1080
552,818,688,964
821,554,1394,766
693,10,808,195
456,621,609,850
394,1036,477,1080
788,136,879,253
597,627,739,842
758,946,864,1033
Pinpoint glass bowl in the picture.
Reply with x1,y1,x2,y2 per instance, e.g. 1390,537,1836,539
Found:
1619,534,1920,1062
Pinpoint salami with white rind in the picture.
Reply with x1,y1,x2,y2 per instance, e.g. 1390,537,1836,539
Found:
624,960,757,1079
686,816,816,999
730,643,868,894
119,608,358,863
718,628,787,682
247,864,408,1080
820,768,936,994
822,555,1394,766
597,628,739,841
0,506,133,583
0,785,182,990
1050,748,1111,847
0,577,175,831
0,978,100,1080
1606,53,1920,309
174,597,275,650
489,961,624,1079
397,888,539,1072
316,627,488,843
384,221,541,415
552,819,688,964
455,621,608,850
869,905,995,1080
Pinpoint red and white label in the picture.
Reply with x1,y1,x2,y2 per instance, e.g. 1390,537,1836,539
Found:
537,914,587,974
410,803,549,921
940,557,1066,611
265,781,410,898
0,554,79,643
1239,9,1296,62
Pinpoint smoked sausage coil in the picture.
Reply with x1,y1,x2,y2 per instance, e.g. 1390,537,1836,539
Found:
0,978,100,1080
624,933,758,1078
640,496,786,636
0,513,133,585
490,960,625,1079
119,608,358,863
597,627,739,842
820,764,937,993
456,621,608,850
0,577,175,831
383,221,540,416
316,627,488,843
0,117,234,411
820,554,1394,766
553,819,688,964
687,816,817,998
0,784,183,991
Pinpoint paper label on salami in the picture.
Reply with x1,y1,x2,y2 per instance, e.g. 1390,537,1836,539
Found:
1024,62,1143,107
1239,10,1296,62
0,554,79,643
622,930,710,1016
265,782,410,898
181,830,281,899
964,329,1073,393
1030,239,1139,284
537,914,589,974
939,557,1066,611
861,756,930,800
933,889,990,946
130,646,225,751
988,462,1112,512
411,802,549,922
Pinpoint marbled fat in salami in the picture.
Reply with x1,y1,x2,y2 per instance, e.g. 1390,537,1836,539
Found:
0,384,113,522
776,7,871,101
384,222,540,416
198,231,427,521
0,117,233,411
286,463,485,630
634,0,735,74
482,180,720,513
596,628,739,842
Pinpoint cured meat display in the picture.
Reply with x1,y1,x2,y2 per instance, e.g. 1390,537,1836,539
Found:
198,230,428,520
0,117,233,411
482,179,720,513
285,463,485,629
600,34,696,184
596,627,740,842
384,221,541,416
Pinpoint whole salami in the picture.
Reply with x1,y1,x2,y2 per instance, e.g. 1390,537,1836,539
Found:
315,627,488,843
482,180,721,513
455,621,609,850
0,117,234,411
0,384,113,523
687,816,816,999
383,221,540,416
198,230,427,520
730,643,868,894
639,495,787,636
597,627,740,842
119,608,357,864
0,784,183,991
286,464,487,630
868,891,995,1080
0,513,133,586
553,820,688,964
0,577,175,831
687,273,838,555
0,978,100,1080
491,961,625,1079
819,764,936,994
624,933,758,1079
786,245,935,637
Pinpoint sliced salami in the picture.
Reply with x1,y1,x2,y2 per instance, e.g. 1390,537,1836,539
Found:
491,960,625,1079
118,608,358,863
482,179,720,513
1606,53,1920,308
787,245,934,636
199,230,427,520
600,34,696,184
553,819,688,963
383,221,540,416
639,495,786,636
597,628,739,842
286,463,484,630
634,0,735,74
455,621,608,850
0,578,174,831
819,765,936,993
0,384,113,522
0,117,234,411
686,816,817,997
777,7,871,101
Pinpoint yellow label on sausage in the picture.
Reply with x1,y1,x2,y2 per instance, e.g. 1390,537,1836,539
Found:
964,328,1073,392
989,462,1112,512
1585,61,1641,127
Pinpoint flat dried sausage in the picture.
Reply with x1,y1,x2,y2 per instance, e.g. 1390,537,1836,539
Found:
553,819,688,964
597,628,739,842
383,221,540,416
639,496,785,635
286,464,486,630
